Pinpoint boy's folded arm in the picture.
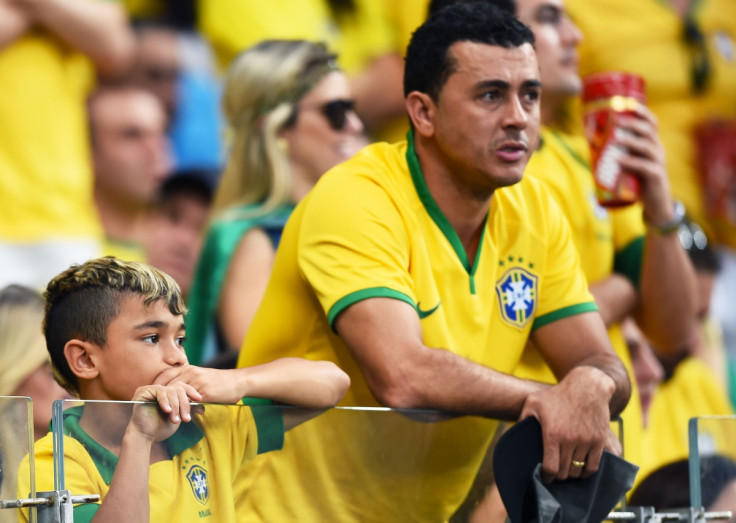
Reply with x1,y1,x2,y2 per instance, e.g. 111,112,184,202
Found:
91,384,199,522
155,358,350,408
90,427,153,523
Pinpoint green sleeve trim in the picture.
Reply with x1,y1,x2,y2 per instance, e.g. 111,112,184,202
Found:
613,236,644,290
73,503,99,522
248,401,285,454
532,302,599,330
327,287,415,329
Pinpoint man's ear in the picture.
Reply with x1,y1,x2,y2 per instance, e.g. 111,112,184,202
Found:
64,340,100,381
406,91,436,138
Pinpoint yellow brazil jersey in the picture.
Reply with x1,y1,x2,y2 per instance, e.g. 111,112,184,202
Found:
18,403,283,523
566,0,736,247
514,128,647,468
236,135,597,522
198,0,393,75
0,31,102,243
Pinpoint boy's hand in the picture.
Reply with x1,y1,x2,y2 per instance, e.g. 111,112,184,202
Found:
154,365,244,404
129,383,203,442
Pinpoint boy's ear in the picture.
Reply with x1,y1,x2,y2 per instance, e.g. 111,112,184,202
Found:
63,340,100,381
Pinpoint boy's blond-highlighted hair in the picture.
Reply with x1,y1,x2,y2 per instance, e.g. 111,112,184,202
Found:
43,257,185,396
212,40,338,219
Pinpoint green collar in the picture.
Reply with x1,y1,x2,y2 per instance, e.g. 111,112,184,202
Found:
62,405,204,485
405,129,487,294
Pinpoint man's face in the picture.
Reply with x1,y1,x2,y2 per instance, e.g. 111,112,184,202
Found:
431,41,541,192
91,90,171,208
87,296,187,401
516,0,582,99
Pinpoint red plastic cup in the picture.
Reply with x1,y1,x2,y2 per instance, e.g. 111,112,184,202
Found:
582,72,647,207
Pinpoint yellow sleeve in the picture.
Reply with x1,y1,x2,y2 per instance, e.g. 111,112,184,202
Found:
298,173,415,327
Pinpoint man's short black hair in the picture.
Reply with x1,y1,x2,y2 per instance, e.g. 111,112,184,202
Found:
404,2,534,100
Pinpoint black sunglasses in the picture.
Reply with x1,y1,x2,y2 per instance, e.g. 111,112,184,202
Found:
319,99,355,131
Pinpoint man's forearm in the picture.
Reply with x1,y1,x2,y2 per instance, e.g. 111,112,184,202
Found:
589,274,637,328
20,0,135,78
363,342,550,420
576,353,632,419
636,231,698,353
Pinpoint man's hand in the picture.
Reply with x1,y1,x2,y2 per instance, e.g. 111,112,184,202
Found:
615,105,674,225
520,366,621,483
129,383,202,442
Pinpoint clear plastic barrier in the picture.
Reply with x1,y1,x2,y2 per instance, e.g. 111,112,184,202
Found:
688,416,736,515
49,399,628,521
0,396,35,523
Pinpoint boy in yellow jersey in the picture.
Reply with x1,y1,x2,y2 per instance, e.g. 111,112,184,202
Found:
236,4,632,521
17,257,349,523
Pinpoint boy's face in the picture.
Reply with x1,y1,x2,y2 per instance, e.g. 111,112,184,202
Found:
89,295,187,401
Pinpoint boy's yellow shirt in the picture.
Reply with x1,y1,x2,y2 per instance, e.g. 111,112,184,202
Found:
18,402,283,522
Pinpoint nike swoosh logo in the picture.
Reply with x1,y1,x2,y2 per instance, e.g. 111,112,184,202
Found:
416,301,441,319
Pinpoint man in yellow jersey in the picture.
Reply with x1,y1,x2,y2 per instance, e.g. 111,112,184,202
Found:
237,3,631,521
0,0,135,289
564,0,736,436
90,85,172,262
433,0,696,475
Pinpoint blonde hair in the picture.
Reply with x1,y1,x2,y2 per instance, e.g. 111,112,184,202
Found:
0,285,48,397
213,40,338,218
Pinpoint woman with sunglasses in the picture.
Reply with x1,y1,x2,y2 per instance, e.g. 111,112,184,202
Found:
185,39,366,367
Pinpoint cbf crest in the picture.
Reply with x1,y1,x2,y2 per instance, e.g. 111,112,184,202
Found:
186,464,210,505
495,267,538,328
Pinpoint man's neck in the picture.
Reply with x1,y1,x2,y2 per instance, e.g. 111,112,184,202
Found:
413,138,491,264
541,95,567,129
94,191,147,244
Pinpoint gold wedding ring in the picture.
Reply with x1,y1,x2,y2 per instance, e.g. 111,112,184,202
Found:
571,460,586,468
